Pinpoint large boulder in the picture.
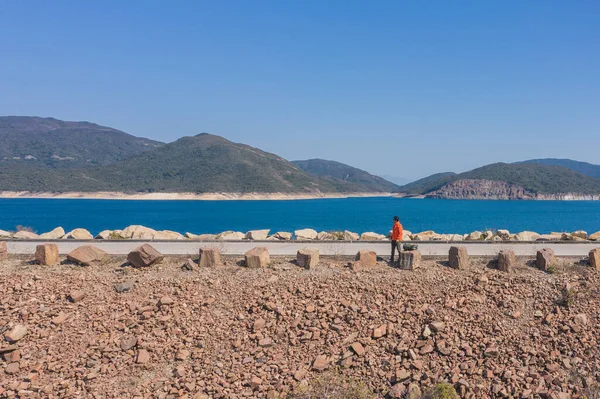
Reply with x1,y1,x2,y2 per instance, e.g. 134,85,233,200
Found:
297,248,319,269
35,244,59,265
245,247,270,268
186,233,217,240
343,230,359,241
398,250,421,270
317,231,334,240
360,232,387,241
95,230,113,240
12,231,39,239
411,231,437,241
536,248,555,272
216,231,245,240
63,228,93,240
127,244,164,268
589,231,600,241
589,249,600,269
0,229,12,238
497,250,516,272
448,234,463,241
152,230,185,240
67,245,108,266
272,232,292,241
355,250,377,268
514,231,540,242
0,242,7,261
245,230,270,240
39,227,65,239
537,234,561,242
466,231,483,241
402,230,412,241
199,247,221,267
449,246,468,270
572,231,588,240
121,225,156,239
294,229,318,240
495,229,510,240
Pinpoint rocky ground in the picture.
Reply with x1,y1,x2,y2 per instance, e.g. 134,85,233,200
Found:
1,254,599,399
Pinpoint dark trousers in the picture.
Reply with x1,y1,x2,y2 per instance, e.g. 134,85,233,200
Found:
391,240,399,261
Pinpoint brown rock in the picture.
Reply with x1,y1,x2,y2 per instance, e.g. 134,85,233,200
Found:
182,258,196,271
312,355,330,371
249,376,262,390
67,245,107,266
121,337,138,351
355,250,377,268
175,349,189,360
449,246,468,269
536,248,555,271
127,244,164,268
5,325,27,342
497,250,516,272
398,250,421,270
0,241,8,261
136,349,150,364
253,318,266,332
350,342,365,356
373,324,387,338
199,247,221,267
5,362,19,374
51,312,68,325
68,290,86,303
296,248,319,269
589,248,600,268
158,296,173,306
35,244,59,266
245,247,270,268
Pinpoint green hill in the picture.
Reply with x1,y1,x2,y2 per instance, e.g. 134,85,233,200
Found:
0,116,163,167
292,159,399,192
397,172,457,195
520,158,600,180
398,163,600,197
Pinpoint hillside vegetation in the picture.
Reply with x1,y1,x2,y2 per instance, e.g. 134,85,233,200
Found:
0,116,163,167
292,159,399,192
521,158,600,180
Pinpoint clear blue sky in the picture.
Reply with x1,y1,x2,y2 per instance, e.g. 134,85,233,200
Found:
1,0,599,180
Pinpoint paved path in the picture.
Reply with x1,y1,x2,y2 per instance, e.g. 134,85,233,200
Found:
2,240,598,257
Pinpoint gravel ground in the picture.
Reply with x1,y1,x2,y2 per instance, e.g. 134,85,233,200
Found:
1,253,599,399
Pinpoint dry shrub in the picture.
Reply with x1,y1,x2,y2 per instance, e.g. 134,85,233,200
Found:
15,225,35,233
421,383,459,399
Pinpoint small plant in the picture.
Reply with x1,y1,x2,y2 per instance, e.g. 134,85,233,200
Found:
559,286,577,308
15,225,35,233
421,383,459,399
547,263,557,274
108,231,126,240
292,372,374,399
328,231,344,240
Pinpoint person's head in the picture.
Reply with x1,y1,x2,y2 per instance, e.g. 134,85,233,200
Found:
393,216,399,222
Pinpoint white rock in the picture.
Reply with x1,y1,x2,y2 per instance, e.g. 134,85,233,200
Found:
402,230,412,241
95,230,112,240
343,230,359,241
495,229,510,240
448,234,463,241
216,231,245,240
273,232,292,240
514,231,540,241
153,230,186,240
572,230,588,240
294,229,318,240
317,231,334,240
12,231,39,239
121,225,157,240
537,234,561,241
63,228,94,240
590,231,600,241
245,229,270,240
0,229,12,238
483,231,494,240
39,227,65,239
411,231,436,241
360,232,387,241
467,231,483,240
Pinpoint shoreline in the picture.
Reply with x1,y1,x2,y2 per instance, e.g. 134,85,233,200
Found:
0,191,396,201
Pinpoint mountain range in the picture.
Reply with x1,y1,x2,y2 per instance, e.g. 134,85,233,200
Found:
1,116,599,199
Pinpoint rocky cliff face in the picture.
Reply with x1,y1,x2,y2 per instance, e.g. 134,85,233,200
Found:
425,179,600,200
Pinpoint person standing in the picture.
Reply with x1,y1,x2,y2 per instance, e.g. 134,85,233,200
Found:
390,215,403,263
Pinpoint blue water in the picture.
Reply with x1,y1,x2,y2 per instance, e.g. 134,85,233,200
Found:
0,198,599,236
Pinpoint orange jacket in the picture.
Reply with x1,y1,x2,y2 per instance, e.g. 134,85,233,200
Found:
391,221,403,241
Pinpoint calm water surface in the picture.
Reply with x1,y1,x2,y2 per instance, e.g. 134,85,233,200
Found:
0,198,599,235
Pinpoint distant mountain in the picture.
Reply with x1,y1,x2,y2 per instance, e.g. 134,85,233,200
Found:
0,131,387,193
520,158,600,180
0,116,163,167
292,159,399,192
396,172,457,195
398,163,600,199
